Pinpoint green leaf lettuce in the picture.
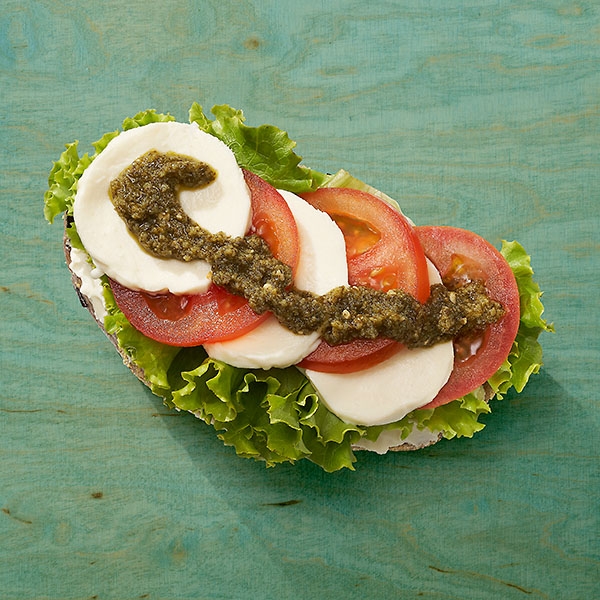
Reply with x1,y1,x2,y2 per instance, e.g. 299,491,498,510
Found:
189,103,326,193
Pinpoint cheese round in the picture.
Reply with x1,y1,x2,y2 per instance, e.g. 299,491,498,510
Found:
73,121,252,294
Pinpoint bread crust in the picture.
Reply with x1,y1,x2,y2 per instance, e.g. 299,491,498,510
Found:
64,230,149,387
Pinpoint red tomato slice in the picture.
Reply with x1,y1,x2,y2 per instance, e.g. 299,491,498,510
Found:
298,187,430,373
299,337,403,373
109,171,299,346
301,188,430,299
109,279,268,346
243,169,299,275
416,226,521,408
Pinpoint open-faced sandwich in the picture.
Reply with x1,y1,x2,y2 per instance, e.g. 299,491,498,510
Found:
43,104,552,471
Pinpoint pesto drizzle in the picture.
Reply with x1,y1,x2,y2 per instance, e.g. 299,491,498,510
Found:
109,150,504,348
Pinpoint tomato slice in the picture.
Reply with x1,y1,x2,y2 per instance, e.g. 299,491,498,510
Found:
299,337,403,373
109,171,299,346
301,188,430,299
415,226,521,408
109,279,270,346
298,187,430,373
243,169,299,275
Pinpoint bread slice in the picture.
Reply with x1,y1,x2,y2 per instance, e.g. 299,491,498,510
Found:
63,225,449,453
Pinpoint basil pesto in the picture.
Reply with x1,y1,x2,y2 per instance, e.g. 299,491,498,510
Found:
109,151,504,347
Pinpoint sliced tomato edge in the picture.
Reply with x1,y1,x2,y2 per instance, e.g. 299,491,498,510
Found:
415,225,521,408
109,278,272,347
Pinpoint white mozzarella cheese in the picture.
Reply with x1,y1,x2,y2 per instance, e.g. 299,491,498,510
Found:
304,260,455,426
353,426,442,454
73,121,252,294
203,190,348,369
68,246,108,321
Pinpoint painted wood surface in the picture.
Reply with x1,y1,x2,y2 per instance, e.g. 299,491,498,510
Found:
1,1,598,598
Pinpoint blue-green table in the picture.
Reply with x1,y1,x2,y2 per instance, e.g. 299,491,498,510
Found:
1,2,598,598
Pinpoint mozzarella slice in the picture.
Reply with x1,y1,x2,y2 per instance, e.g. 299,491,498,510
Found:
203,190,348,369
304,260,454,426
73,121,252,294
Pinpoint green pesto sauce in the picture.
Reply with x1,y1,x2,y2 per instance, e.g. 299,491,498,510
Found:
109,151,504,347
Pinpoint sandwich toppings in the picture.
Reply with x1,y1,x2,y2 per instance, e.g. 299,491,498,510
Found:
44,105,552,471
109,149,504,349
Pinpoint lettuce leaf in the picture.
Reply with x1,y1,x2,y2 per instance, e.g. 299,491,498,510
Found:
488,241,554,397
44,109,175,249
169,353,363,471
189,103,327,193
44,103,553,471
321,168,403,209
43,141,93,224
94,232,552,471
103,280,180,394
410,388,491,440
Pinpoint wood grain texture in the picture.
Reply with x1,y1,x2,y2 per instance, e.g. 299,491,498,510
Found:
1,1,598,598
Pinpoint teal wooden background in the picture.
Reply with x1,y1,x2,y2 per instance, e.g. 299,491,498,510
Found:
1,1,598,598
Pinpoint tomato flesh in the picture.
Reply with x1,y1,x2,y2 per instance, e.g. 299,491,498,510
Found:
110,280,268,346
298,187,430,373
302,188,430,300
143,291,193,321
299,337,402,373
110,171,299,346
332,213,381,258
416,226,521,408
243,169,299,276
